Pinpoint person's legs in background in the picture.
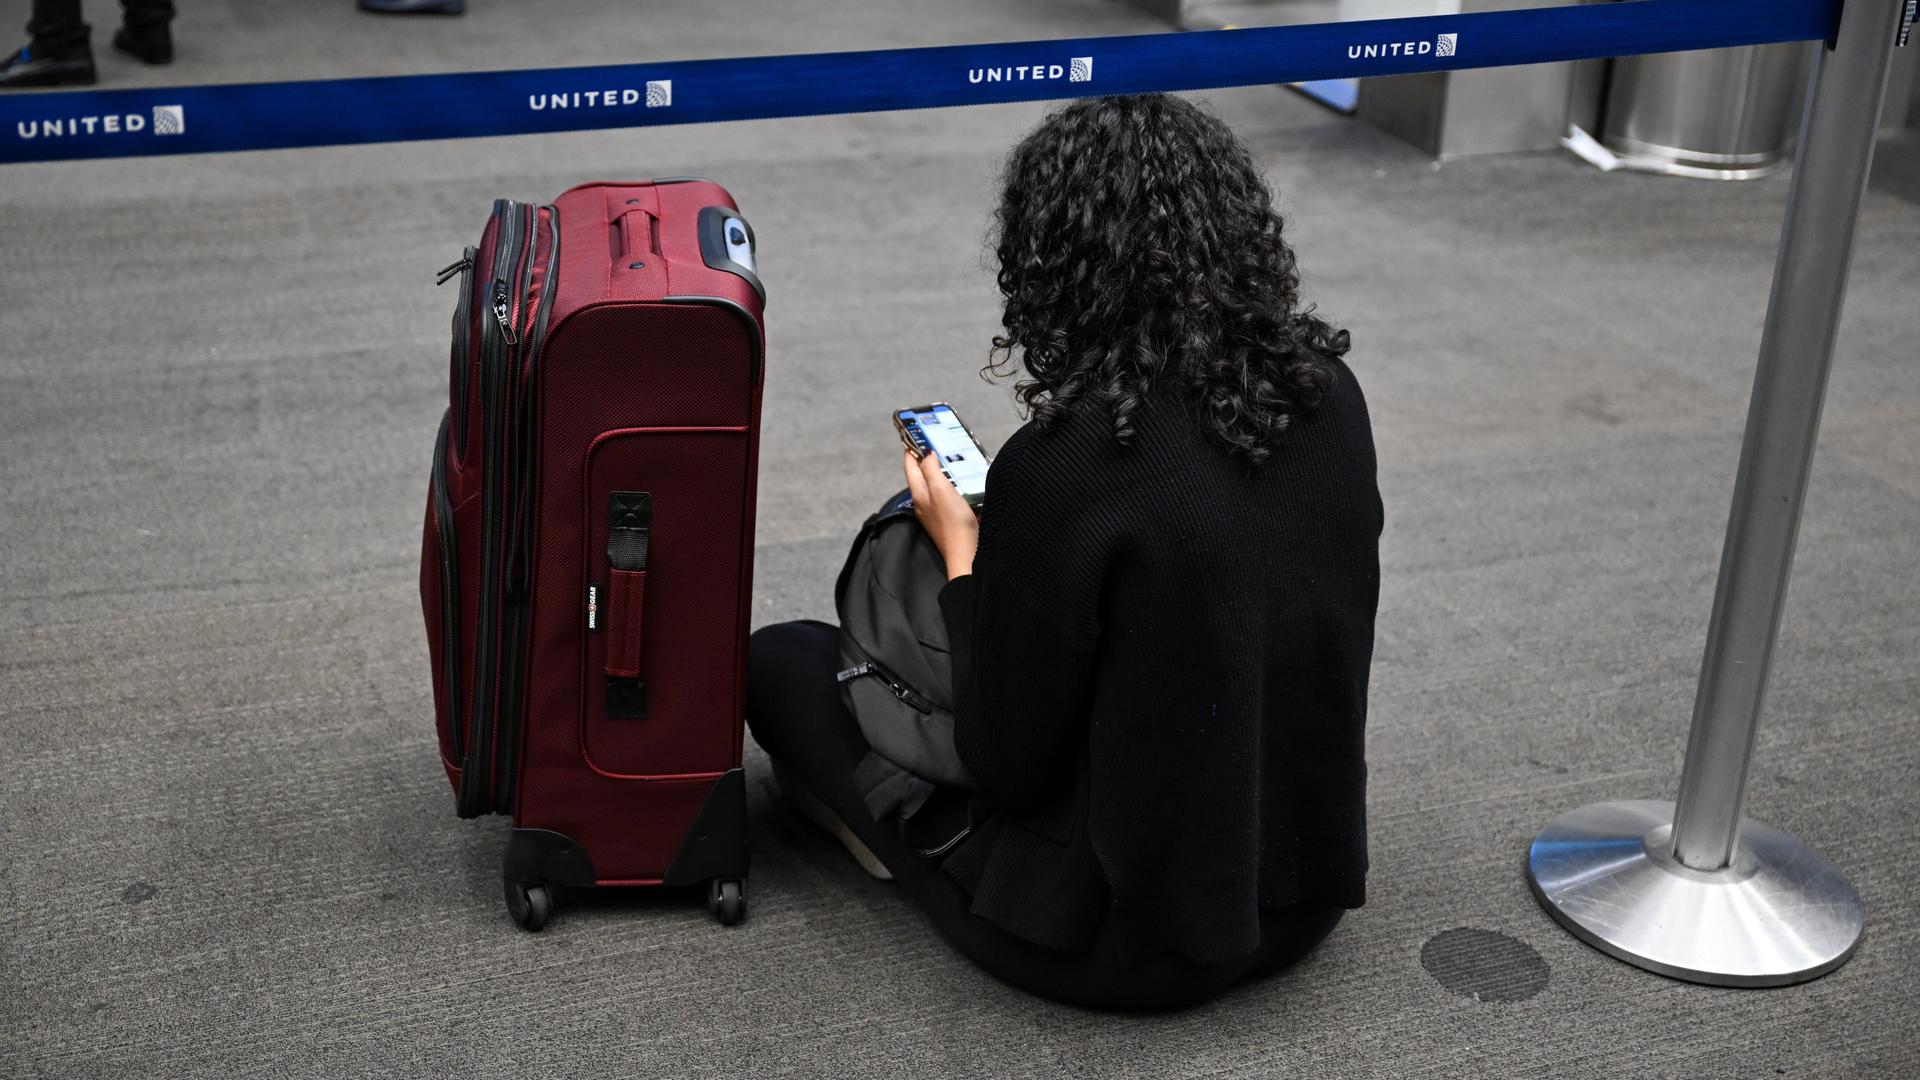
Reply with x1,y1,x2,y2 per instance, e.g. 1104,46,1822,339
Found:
113,0,174,65
25,0,88,57
2,0,97,88
2,0,174,88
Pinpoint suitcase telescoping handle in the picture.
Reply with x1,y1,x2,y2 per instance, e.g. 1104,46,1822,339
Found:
604,490,651,719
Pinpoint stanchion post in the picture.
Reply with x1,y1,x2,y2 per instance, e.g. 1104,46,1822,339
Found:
1526,0,1907,987
1669,0,1907,873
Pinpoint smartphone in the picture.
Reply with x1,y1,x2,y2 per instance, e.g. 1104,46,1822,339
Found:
893,402,992,508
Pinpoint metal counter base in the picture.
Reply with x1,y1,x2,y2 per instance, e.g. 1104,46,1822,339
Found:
1527,799,1864,987
1593,130,1794,179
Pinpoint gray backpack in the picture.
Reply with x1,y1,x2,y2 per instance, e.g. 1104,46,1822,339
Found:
833,489,977,847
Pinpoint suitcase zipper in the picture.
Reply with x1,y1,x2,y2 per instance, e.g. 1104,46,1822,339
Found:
504,206,559,593
440,245,478,459
496,207,532,799
435,254,472,285
490,204,560,811
458,198,527,818
490,279,519,346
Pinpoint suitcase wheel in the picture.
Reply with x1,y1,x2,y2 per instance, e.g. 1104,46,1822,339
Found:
707,877,746,926
505,879,554,932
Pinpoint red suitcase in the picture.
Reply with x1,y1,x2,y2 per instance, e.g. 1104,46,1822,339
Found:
420,178,765,931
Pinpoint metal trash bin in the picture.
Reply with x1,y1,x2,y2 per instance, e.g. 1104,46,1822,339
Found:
1600,42,1816,179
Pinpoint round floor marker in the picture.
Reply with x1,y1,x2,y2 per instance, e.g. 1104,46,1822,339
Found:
1421,928,1550,1002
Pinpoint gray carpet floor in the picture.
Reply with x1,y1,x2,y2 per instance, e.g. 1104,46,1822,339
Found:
2,1,1917,1076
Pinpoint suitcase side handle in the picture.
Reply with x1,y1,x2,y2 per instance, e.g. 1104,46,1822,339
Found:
605,490,651,719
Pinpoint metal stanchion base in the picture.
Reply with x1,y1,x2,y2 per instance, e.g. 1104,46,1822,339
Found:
1527,799,1863,987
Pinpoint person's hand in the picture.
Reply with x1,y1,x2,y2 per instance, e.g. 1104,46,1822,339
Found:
902,449,979,580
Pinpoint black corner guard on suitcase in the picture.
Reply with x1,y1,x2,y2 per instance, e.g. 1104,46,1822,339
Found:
498,770,749,932
662,767,750,886
500,828,596,932
503,828,598,887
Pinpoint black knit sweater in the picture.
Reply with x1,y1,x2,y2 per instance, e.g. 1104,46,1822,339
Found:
936,357,1381,965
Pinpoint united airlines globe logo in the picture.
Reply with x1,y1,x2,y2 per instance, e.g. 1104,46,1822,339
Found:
645,80,672,108
152,105,185,135
1069,56,1093,82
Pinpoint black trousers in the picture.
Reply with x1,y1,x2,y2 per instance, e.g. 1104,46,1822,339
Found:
28,0,174,58
745,619,1342,1012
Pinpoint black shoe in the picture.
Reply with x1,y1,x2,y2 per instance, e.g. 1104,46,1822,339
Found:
112,25,172,65
0,45,97,89
358,0,466,13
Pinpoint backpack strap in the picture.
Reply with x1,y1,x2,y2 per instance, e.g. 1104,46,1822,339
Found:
831,487,917,621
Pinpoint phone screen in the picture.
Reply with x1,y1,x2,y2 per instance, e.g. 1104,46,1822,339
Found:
897,404,990,507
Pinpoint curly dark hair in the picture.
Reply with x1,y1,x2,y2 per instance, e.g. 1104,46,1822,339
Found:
988,93,1348,464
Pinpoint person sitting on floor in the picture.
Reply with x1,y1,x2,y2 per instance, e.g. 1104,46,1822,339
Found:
746,92,1384,1012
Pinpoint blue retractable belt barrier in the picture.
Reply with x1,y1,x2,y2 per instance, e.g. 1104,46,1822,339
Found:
1,0,1838,165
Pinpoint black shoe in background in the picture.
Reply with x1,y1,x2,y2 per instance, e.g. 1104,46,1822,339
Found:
358,0,467,13
112,24,173,65
0,45,98,89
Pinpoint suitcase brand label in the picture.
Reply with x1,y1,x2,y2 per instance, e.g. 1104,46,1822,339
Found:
586,582,602,631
